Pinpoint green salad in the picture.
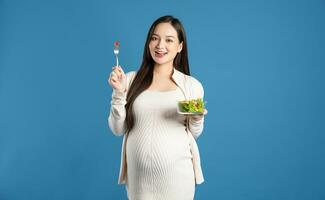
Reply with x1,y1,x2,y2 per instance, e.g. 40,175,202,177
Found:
178,98,205,113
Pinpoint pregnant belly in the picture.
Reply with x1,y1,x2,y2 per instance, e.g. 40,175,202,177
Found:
126,127,192,172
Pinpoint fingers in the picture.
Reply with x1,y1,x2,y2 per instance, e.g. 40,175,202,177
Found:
110,72,119,83
190,109,208,122
108,66,126,90
204,109,208,115
191,115,204,121
111,66,125,80
118,65,125,75
111,67,121,79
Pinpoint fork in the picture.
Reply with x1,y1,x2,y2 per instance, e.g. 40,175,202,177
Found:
114,41,120,67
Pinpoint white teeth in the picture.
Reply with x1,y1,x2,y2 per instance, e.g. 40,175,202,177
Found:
155,51,167,54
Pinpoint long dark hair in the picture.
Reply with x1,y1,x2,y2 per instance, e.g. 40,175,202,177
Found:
125,15,190,133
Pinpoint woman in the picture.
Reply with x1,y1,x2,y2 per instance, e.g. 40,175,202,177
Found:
108,15,207,200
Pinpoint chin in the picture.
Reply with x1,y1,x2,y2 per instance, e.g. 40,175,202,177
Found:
152,57,174,66
154,60,171,65
153,60,166,65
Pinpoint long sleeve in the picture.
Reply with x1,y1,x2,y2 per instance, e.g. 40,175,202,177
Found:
108,71,136,136
187,77,205,139
188,117,204,139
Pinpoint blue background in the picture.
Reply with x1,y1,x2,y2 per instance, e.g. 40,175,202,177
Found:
1,0,324,199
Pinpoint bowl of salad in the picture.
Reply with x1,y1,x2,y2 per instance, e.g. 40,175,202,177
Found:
177,98,206,115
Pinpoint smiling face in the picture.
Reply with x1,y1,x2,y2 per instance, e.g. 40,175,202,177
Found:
149,22,183,67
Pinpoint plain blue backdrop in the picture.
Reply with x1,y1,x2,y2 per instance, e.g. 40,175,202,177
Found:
1,0,324,199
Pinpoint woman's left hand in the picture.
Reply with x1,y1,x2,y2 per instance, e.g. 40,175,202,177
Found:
190,109,208,122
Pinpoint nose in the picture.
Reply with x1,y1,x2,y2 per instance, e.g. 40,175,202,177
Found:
156,39,165,49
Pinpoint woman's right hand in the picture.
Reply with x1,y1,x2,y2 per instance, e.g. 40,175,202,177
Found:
108,66,127,92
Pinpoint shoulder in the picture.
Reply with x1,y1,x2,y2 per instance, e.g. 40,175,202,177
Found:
185,74,204,98
125,71,137,89
125,71,137,82
174,69,204,98
175,69,203,89
188,75,203,89
184,74,204,91
125,71,137,79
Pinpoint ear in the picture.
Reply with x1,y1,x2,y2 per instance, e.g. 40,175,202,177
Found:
178,42,183,53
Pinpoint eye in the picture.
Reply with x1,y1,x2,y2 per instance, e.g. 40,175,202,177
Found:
166,39,174,43
151,36,158,41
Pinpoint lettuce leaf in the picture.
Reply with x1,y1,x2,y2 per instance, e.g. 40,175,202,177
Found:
179,98,205,113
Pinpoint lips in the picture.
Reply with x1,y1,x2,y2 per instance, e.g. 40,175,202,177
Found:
154,50,168,58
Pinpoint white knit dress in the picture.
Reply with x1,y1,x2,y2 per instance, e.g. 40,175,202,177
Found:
125,87,195,200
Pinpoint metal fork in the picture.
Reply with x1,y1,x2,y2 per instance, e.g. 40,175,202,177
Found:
114,41,120,67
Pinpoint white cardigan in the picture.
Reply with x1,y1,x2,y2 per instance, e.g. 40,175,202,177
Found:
108,68,205,185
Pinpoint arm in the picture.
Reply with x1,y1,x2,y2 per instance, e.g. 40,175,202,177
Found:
108,71,136,136
187,77,205,139
188,116,205,139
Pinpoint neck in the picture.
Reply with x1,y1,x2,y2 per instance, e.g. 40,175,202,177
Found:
153,63,174,78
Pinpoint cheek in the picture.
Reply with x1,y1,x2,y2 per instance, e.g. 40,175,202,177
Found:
148,42,154,50
168,44,179,52
149,40,154,46
150,39,159,46
166,47,177,56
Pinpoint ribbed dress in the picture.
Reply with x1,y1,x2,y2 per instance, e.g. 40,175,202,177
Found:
125,87,195,200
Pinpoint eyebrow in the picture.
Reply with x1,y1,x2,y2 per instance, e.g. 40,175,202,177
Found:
152,33,175,38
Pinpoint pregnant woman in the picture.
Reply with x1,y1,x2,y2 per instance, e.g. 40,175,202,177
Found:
108,15,208,200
